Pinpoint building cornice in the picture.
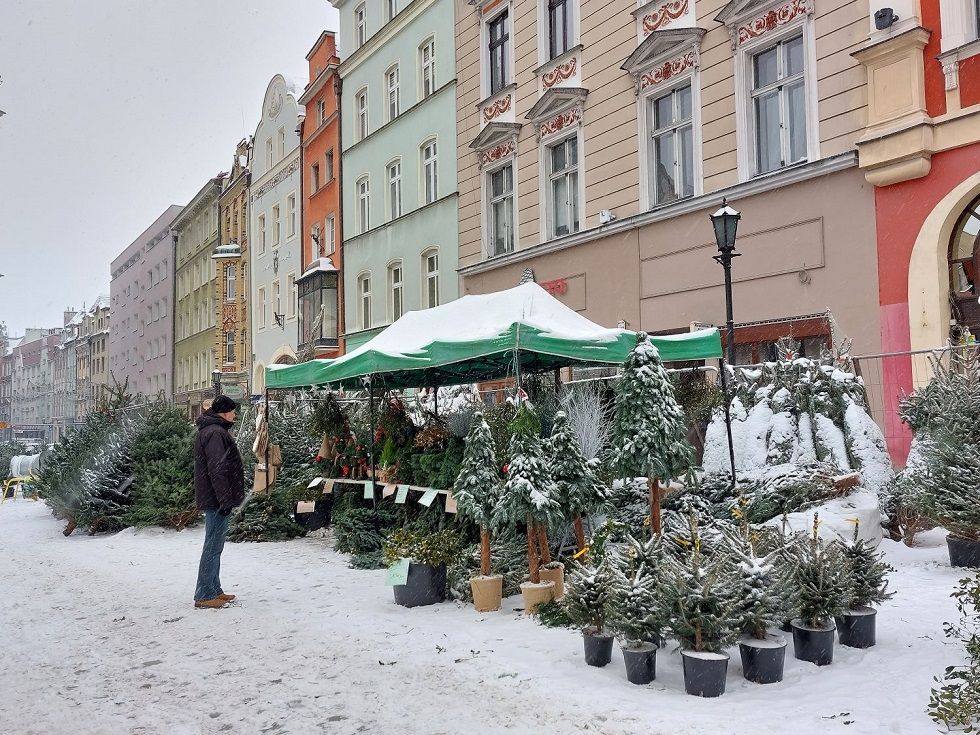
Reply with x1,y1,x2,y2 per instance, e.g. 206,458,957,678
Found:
338,0,434,78
298,65,339,106
341,192,458,247
458,152,858,277
250,152,301,202
172,177,226,230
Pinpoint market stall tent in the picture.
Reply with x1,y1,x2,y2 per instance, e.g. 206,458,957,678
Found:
266,283,723,391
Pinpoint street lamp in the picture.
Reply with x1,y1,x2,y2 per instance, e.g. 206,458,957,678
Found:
709,198,741,487
710,198,741,366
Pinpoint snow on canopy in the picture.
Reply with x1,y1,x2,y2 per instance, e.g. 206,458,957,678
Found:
267,283,722,390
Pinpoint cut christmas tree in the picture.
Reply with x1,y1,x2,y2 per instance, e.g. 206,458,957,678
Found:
913,437,980,567
838,521,894,648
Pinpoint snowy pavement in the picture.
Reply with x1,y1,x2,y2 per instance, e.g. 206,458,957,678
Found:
0,500,967,735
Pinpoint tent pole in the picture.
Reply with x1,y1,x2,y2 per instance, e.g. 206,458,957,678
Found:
433,386,438,417
368,377,377,505
264,388,270,493
718,359,737,489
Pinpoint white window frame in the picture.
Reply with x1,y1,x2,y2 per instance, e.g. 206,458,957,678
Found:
326,214,336,254
421,138,438,205
541,131,584,241
224,330,235,364
733,17,819,181
419,37,436,99
357,176,371,234
358,273,372,330
272,279,281,323
386,0,397,21
312,161,320,191
939,0,980,51
386,64,401,122
277,127,286,160
388,260,404,322
272,204,281,246
537,0,579,64
225,264,237,302
387,158,403,221
422,248,440,309
639,75,703,210
287,193,297,238
484,158,517,258
258,286,267,329
257,213,267,254
355,88,369,141
317,99,326,125
484,6,512,98
355,3,367,49
265,139,273,170
287,273,296,320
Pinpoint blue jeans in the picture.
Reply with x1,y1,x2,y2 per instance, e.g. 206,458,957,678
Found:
195,510,231,601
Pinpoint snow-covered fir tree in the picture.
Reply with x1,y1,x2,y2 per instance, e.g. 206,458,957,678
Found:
790,514,853,628
548,410,609,552
611,332,694,536
78,418,142,533
227,491,306,543
564,560,613,634
126,403,196,529
842,523,894,610
606,547,665,647
724,530,785,640
453,412,501,577
914,437,980,542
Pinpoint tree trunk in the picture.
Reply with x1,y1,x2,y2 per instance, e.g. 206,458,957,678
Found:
649,477,662,538
573,514,587,553
526,518,540,584
536,523,552,565
479,524,492,577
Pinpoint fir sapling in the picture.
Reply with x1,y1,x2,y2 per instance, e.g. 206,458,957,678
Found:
452,412,501,577
607,536,667,648
564,560,613,634
842,522,894,611
790,514,853,629
548,411,610,553
611,332,695,537
914,437,980,542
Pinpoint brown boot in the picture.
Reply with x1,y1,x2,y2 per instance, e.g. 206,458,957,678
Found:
218,593,236,602
194,597,228,609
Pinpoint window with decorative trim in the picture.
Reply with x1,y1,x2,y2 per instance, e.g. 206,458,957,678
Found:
326,215,336,254
272,204,281,246
423,249,440,309
649,83,695,205
388,261,404,322
258,287,267,329
547,136,580,238
387,159,402,221
488,10,510,95
487,162,515,256
258,214,267,254
287,273,296,319
225,264,236,302
386,65,400,121
317,99,326,125
421,139,438,204
287,193,297,238
358,273,372,330
357,176,371,234
548,0,572,60
751,33,806,174
356,89,369,141
420,38,436,98
355,4,367,49
224,331,235,364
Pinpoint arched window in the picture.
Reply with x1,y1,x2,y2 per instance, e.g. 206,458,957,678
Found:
388,261,404,322
357,273,372,330
356,176,371,233
421,138,438,205
949,194,980,334
422,248,439,309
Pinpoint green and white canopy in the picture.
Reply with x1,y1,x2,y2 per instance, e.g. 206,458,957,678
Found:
266,283,722,391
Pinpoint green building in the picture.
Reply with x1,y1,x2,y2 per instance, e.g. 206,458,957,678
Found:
335,0,459,351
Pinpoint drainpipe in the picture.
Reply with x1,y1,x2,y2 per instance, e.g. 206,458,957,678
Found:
335,71,345,356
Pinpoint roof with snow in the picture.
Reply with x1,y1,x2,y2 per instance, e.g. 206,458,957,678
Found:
267,283,722,390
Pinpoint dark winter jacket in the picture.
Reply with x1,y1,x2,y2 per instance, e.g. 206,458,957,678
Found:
194,414,246,512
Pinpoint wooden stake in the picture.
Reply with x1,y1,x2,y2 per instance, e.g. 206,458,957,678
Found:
649,477,662,537
479,525,492,577
526,518,540,584
536,522,552,565
573,514,586,553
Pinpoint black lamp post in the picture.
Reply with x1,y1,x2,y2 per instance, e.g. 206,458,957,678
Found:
709,198,741,486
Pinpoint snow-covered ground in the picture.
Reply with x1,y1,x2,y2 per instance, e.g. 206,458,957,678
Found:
0,500,968,735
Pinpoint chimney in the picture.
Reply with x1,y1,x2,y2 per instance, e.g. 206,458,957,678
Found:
63,308,78,326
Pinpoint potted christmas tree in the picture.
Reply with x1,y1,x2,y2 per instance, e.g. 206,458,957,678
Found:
492,405,561,613
383,528,460,608
607,535,666,684
914,438,980,568
664,517,740,697
564,560,615,667
790,514,852,665
611,332,694,537
453,412,504,612
838,521,894,648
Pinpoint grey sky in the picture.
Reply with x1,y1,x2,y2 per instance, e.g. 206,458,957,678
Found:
0,0,338,339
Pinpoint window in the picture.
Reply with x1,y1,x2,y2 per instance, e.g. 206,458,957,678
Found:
358,274,372,330
423,250,440,308
548,0,571,60
265,139,273,169
287,274,296,319
325,149,335,181
357,177,371,234
386,65,400,121
421,140,438,204
273,280,281,323
355,4,367,48
258,214,267,254
488,11,510,95
272,204,281,246
387,160,402,220
258,287,267,328
751,34,806,175
287,194,297,238
312,162,321,191
649,84,694,205
386,0,397,21
277,127,286,160
488,163,515,256
420,39,436,98
317,99,326,125
225,265,236,302
356,89,368,141
548,136,580,237
388,262,404,322
326,215,336,254
225,331,235,364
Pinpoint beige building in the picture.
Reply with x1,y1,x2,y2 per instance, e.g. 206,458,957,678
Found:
456,0,881,359
173,175,226,418
74,297,110,421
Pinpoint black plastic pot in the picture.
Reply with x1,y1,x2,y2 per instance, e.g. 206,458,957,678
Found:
837,607,877,648
583,630,614,667
792,619,836,666
681,650,729,697
947,534,980,568
621,644,657,684
739,636,787,684
392,563,447,608
779,619,793,633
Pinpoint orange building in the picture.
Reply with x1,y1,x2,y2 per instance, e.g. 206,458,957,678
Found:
297,31,343,359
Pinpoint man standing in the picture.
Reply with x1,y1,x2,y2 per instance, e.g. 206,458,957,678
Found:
193,395,245,609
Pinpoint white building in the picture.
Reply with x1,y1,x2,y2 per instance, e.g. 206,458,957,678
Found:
249,74,306,391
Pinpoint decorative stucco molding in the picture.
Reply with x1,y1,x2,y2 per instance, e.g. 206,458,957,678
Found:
482,94,512,122
542,57,578,89
251,156,300,201
642,0,689,34
539,107,582,140
735,0,809,45
480,141,517,167
639,52,697,90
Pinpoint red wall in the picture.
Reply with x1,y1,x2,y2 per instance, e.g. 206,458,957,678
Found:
922,0,947,117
